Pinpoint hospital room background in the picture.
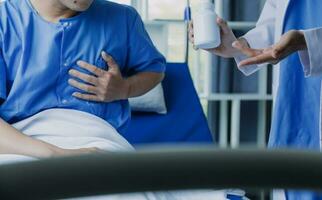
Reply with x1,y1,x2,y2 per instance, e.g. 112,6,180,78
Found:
0,0,269,147
0,0,279,199
107,0,269,149
103,1,271,199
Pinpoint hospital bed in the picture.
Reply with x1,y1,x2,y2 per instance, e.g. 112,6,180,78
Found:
0,63,248,199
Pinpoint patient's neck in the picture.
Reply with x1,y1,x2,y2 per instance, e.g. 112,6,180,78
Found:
30,0,78,23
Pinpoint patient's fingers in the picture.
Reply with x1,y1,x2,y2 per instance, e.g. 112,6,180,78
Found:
69,69,99,86
77,60,105,76
72,92,101,102
101,51,120,74
68,79,97,94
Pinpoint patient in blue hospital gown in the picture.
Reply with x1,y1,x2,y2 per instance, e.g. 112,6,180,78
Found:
0,0,234,199
0,0,165,159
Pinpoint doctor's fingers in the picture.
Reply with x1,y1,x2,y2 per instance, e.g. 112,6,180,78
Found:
188,21,194,37
232,41,263,57
188,21,194,30
69,70,99,86
271,40,295,59
270,46,294,64
68,79,98,94
188,23,198,50
217,17,231,34
189,30,195,44
77,60,105,77
271,30,305,59
188,21,193,32
238,52,276,67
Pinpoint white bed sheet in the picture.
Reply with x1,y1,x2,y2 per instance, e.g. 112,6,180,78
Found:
0,109,233,200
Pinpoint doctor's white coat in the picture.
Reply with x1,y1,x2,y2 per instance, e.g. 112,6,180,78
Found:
234,0,322,199
236,0,322,136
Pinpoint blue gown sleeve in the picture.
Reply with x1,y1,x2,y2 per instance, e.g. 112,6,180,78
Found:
125,9,166,75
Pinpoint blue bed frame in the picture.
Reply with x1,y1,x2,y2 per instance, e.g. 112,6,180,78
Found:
122,63,213,145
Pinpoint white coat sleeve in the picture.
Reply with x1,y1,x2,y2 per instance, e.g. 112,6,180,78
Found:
234,0,277,76
298,28,322,77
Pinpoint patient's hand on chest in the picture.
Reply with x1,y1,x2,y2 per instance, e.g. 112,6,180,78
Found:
68,51,130,103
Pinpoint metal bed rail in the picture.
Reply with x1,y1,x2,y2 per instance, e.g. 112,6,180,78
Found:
0,147,321,199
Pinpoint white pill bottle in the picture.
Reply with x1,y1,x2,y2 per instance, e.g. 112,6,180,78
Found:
194,0,221,49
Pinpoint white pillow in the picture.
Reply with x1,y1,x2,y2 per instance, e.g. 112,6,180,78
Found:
129,84,167,114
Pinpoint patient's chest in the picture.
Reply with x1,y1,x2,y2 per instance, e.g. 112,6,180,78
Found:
2,14,129,101
0,10,132,126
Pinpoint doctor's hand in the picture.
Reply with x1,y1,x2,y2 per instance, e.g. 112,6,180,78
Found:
68,52,129,103
233,30,307,67
188,17,247,58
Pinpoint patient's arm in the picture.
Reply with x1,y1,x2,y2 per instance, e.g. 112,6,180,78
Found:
0,118,99,158
125,71,164,98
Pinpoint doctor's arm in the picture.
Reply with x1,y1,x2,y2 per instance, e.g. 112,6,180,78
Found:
232,1,322,78
236,28,322,77
231,6,322,77
233,25,322,79
290,28,322,77
299,27,322,77
188,0,277,76
233,0,277,75
235,30,307,67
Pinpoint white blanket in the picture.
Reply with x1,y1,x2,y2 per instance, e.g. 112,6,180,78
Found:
0,108,133,165
0,109,235,200
12,108,134,151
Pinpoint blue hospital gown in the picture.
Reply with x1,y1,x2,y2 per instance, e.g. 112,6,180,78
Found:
0,0,166,133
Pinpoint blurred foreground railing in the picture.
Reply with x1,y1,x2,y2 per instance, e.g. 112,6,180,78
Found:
0,147,322,199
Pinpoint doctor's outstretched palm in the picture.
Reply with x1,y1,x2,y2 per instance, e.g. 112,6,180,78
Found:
232,30,307,67
189,17,248,58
